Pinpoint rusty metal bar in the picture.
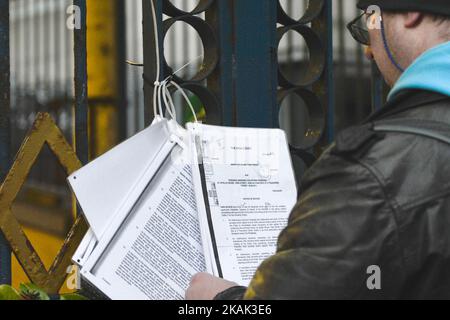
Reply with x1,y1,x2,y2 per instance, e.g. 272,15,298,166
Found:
73,0,89,164
324,0,335,142
142,0,164,126
312,0,335,144
0,0,11,285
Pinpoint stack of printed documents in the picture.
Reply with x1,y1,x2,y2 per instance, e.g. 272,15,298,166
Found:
69,119,297,300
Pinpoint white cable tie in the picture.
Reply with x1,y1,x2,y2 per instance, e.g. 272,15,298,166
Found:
170,81,198,123
171,54,204,78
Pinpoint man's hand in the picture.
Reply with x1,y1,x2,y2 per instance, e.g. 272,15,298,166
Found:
185,273,237,300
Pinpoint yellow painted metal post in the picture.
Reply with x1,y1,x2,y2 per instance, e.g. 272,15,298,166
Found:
87,0,121,158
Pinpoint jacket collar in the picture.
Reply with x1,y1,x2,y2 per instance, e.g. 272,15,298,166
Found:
388,41,450,100
365,90,450,123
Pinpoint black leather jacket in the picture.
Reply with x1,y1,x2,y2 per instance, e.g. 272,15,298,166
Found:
217,90,450,300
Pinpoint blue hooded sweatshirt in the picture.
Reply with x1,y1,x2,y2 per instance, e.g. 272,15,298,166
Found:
388,41,450,101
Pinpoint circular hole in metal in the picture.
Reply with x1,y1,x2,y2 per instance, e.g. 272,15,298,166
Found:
278,88,324,149
277,0,324,25
277,25,325,87
164,0,214,17
163,16,219,82
164,21,204,80
167,0,201,13
168,83,220,125
278,0,308,22
278,29,311,86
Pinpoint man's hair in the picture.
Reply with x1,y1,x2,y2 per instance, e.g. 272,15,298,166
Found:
430,14,450,24
386,11,450,40
428,14,450,39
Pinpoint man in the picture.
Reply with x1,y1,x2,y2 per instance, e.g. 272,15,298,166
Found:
186,0,450,300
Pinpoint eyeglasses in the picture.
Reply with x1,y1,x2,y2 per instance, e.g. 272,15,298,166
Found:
347,12,372,46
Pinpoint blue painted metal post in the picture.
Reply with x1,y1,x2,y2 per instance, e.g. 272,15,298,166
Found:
74,0,89,164
232,0,278,128
206,0,234,126
0,0,11,285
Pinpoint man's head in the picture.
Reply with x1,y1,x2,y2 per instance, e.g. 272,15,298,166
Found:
355,1,450,87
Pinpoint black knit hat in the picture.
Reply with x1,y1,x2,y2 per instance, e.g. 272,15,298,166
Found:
357,0,450,17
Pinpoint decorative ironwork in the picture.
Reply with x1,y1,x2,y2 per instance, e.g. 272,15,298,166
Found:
0,113,88,293
143,0,221,125
142,0,334,182
276,0,332,151
162,15,219,83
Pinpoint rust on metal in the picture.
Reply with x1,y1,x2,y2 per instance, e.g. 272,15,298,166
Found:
0,112,88,293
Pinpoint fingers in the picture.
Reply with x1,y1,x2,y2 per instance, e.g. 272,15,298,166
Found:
185,273,212,300
185,273,237,300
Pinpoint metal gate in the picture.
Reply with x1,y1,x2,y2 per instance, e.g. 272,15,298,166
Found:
0,0,385,294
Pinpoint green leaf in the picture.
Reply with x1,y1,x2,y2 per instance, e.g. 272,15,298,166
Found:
60,293,88,300
0,285,21,300
19,283,50,300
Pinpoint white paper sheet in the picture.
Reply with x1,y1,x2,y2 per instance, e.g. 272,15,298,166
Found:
83,146,206,300
68,120,172,238
188,123,297,286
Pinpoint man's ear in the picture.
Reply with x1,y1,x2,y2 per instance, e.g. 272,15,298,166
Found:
404,12,424,28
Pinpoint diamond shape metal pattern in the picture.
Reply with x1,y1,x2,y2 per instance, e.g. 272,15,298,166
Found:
0,112,88,293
